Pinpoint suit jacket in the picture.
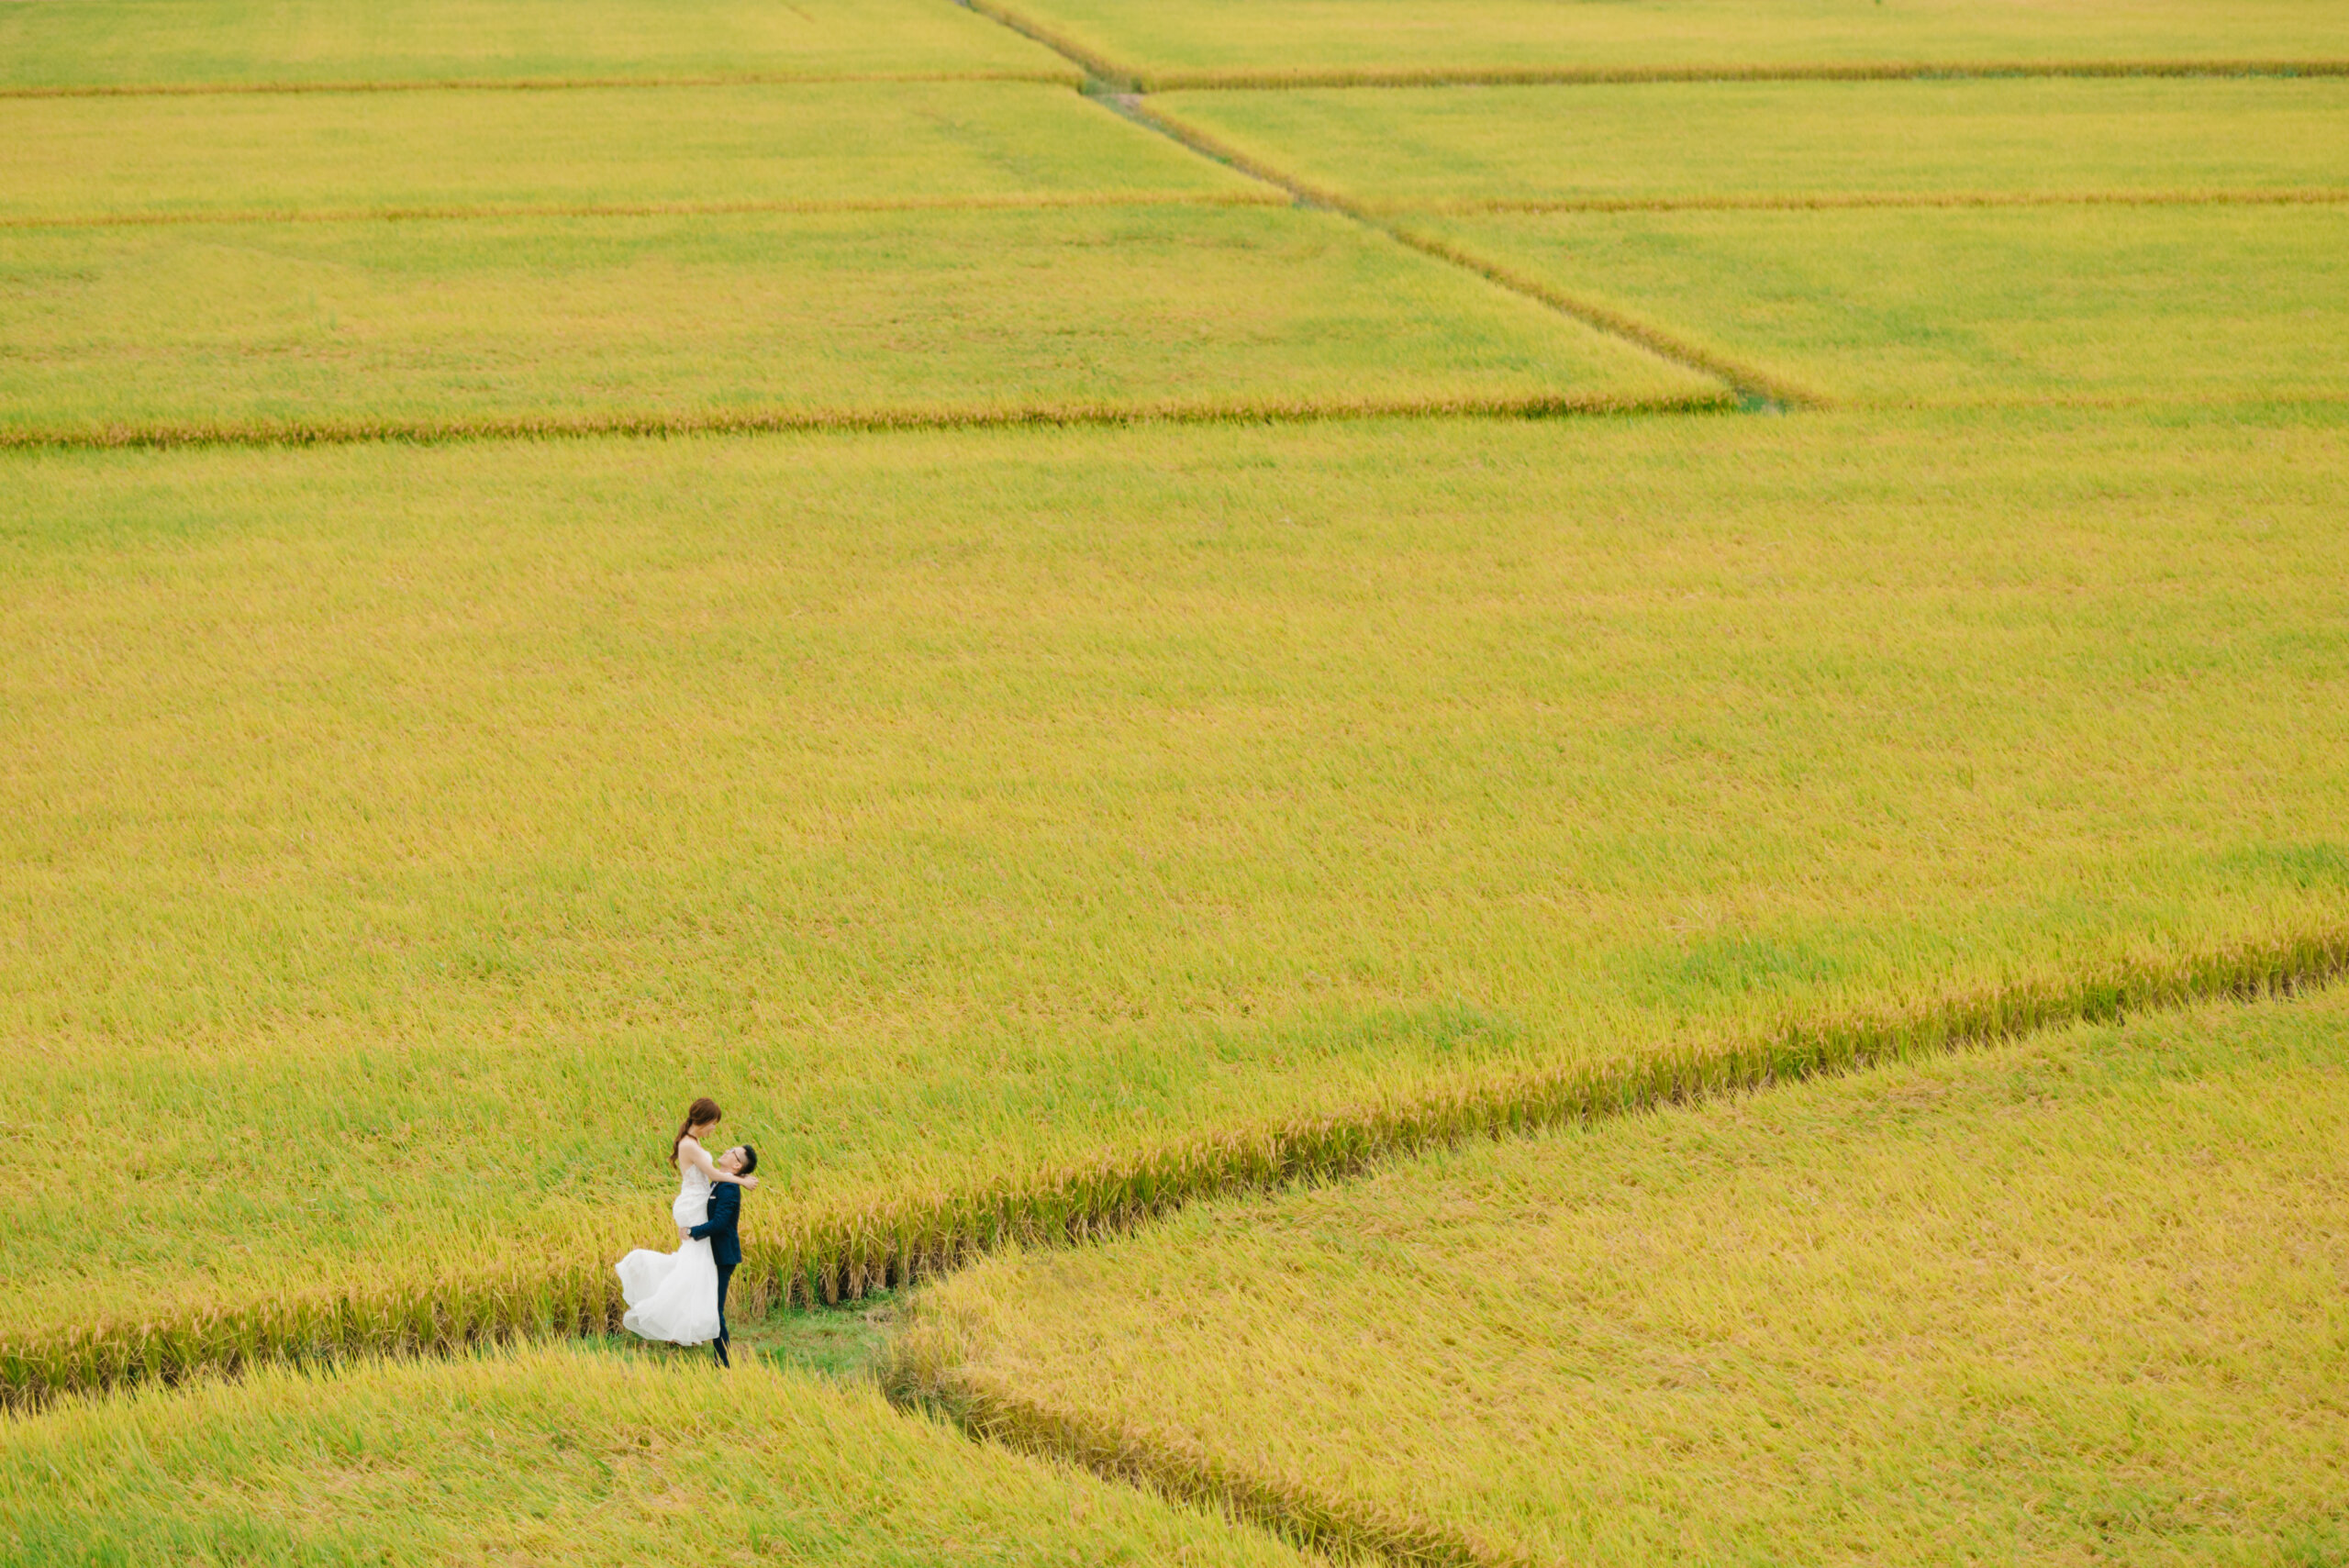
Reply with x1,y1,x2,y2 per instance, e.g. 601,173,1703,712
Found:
690,1178,743,1268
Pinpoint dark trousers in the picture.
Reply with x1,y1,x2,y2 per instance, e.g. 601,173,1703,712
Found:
714,1262,736,1367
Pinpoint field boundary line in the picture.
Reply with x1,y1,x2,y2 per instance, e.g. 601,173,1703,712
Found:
1381,222,1825,406
1110,94,1819,406
890,1366,1532,1568
1364,187,2349,216
0,390,1731,457
1140,59,2349,92
6,928,2343,1409
0,69,1079,99
952,0,1138,89
0,190,1288,232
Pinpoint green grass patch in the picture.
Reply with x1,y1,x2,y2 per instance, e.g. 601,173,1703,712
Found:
1152,78,2349,209
898,987,2349,1567
0,83,1269,225
0,1345,1313,1565
737,1292,905,1383
0,0,1072,91
1401,206,2349,406
0,205,1712,443
2,408,2345,1373
968,0,2349,89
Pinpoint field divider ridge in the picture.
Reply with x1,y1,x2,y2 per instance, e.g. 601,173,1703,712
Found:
1354,187,2349,217
6,927,2343,1410
0,389,1732,457
0,190,1290,233
952,0,1141,90
1126,59,2349,92
886,1362,1533,1568
0,68,1080,100
1108,94,1820,406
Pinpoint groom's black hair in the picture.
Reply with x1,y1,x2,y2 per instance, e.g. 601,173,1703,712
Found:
737,1144,758,1177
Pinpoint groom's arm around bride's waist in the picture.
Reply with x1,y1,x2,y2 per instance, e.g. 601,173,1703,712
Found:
689,1181,740,1245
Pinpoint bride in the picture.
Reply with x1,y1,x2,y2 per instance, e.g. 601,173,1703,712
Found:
615,1096,758,1345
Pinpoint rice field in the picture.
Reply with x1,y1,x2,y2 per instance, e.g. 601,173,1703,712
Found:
967,0,2349,89
1149,78,2349,208
6,408,2345,1374
0,206,1719,443
0,0,1070,90
1398,206,2349,406
896,988,2349,1566
0,1347,1315,1565
0,82,1266,222
7,0,2347,1554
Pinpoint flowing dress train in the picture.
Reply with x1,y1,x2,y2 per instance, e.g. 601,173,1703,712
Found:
615,1165,722,1344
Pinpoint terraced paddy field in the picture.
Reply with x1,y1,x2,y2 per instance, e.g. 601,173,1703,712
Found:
6,0,2348,1558
898,988,2349,1566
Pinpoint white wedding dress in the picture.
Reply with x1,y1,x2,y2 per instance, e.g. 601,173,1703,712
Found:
615,1165,722,1344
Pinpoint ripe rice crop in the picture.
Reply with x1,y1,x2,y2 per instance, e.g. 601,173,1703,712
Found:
0,83,1268,225
896,988,2349,1567
0,0,1071,92
1398,206,2349,406
3,408,2345,1396
1148,78,2349,211
963,0,2349,90
0,206,1715,444
0,1345,1315,1565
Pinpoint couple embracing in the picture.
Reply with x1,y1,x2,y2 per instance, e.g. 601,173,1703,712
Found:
616,1096,759,1367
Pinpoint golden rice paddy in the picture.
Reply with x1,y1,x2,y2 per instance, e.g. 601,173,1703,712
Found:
6,0,2344,1560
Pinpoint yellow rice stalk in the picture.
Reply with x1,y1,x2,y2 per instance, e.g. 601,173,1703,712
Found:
6,927,2341,1409
0,387,1734,455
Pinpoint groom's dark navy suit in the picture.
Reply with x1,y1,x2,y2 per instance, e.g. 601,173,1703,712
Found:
689,1180,742,1366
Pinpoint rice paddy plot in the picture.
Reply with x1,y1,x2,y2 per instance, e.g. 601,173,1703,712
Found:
0,205,1714,444
971,0,2349,89
1401,206,2349,406
3,408,2345,1354
1151,78,2349,210
0,1347,1317,1566
0,83,1269,225
898,987,2349,1568
0,0,1071,92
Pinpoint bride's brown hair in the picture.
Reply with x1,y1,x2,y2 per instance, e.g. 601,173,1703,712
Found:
671,1096,722,1168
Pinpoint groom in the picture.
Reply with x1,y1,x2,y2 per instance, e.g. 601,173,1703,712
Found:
689,1143,756,1367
